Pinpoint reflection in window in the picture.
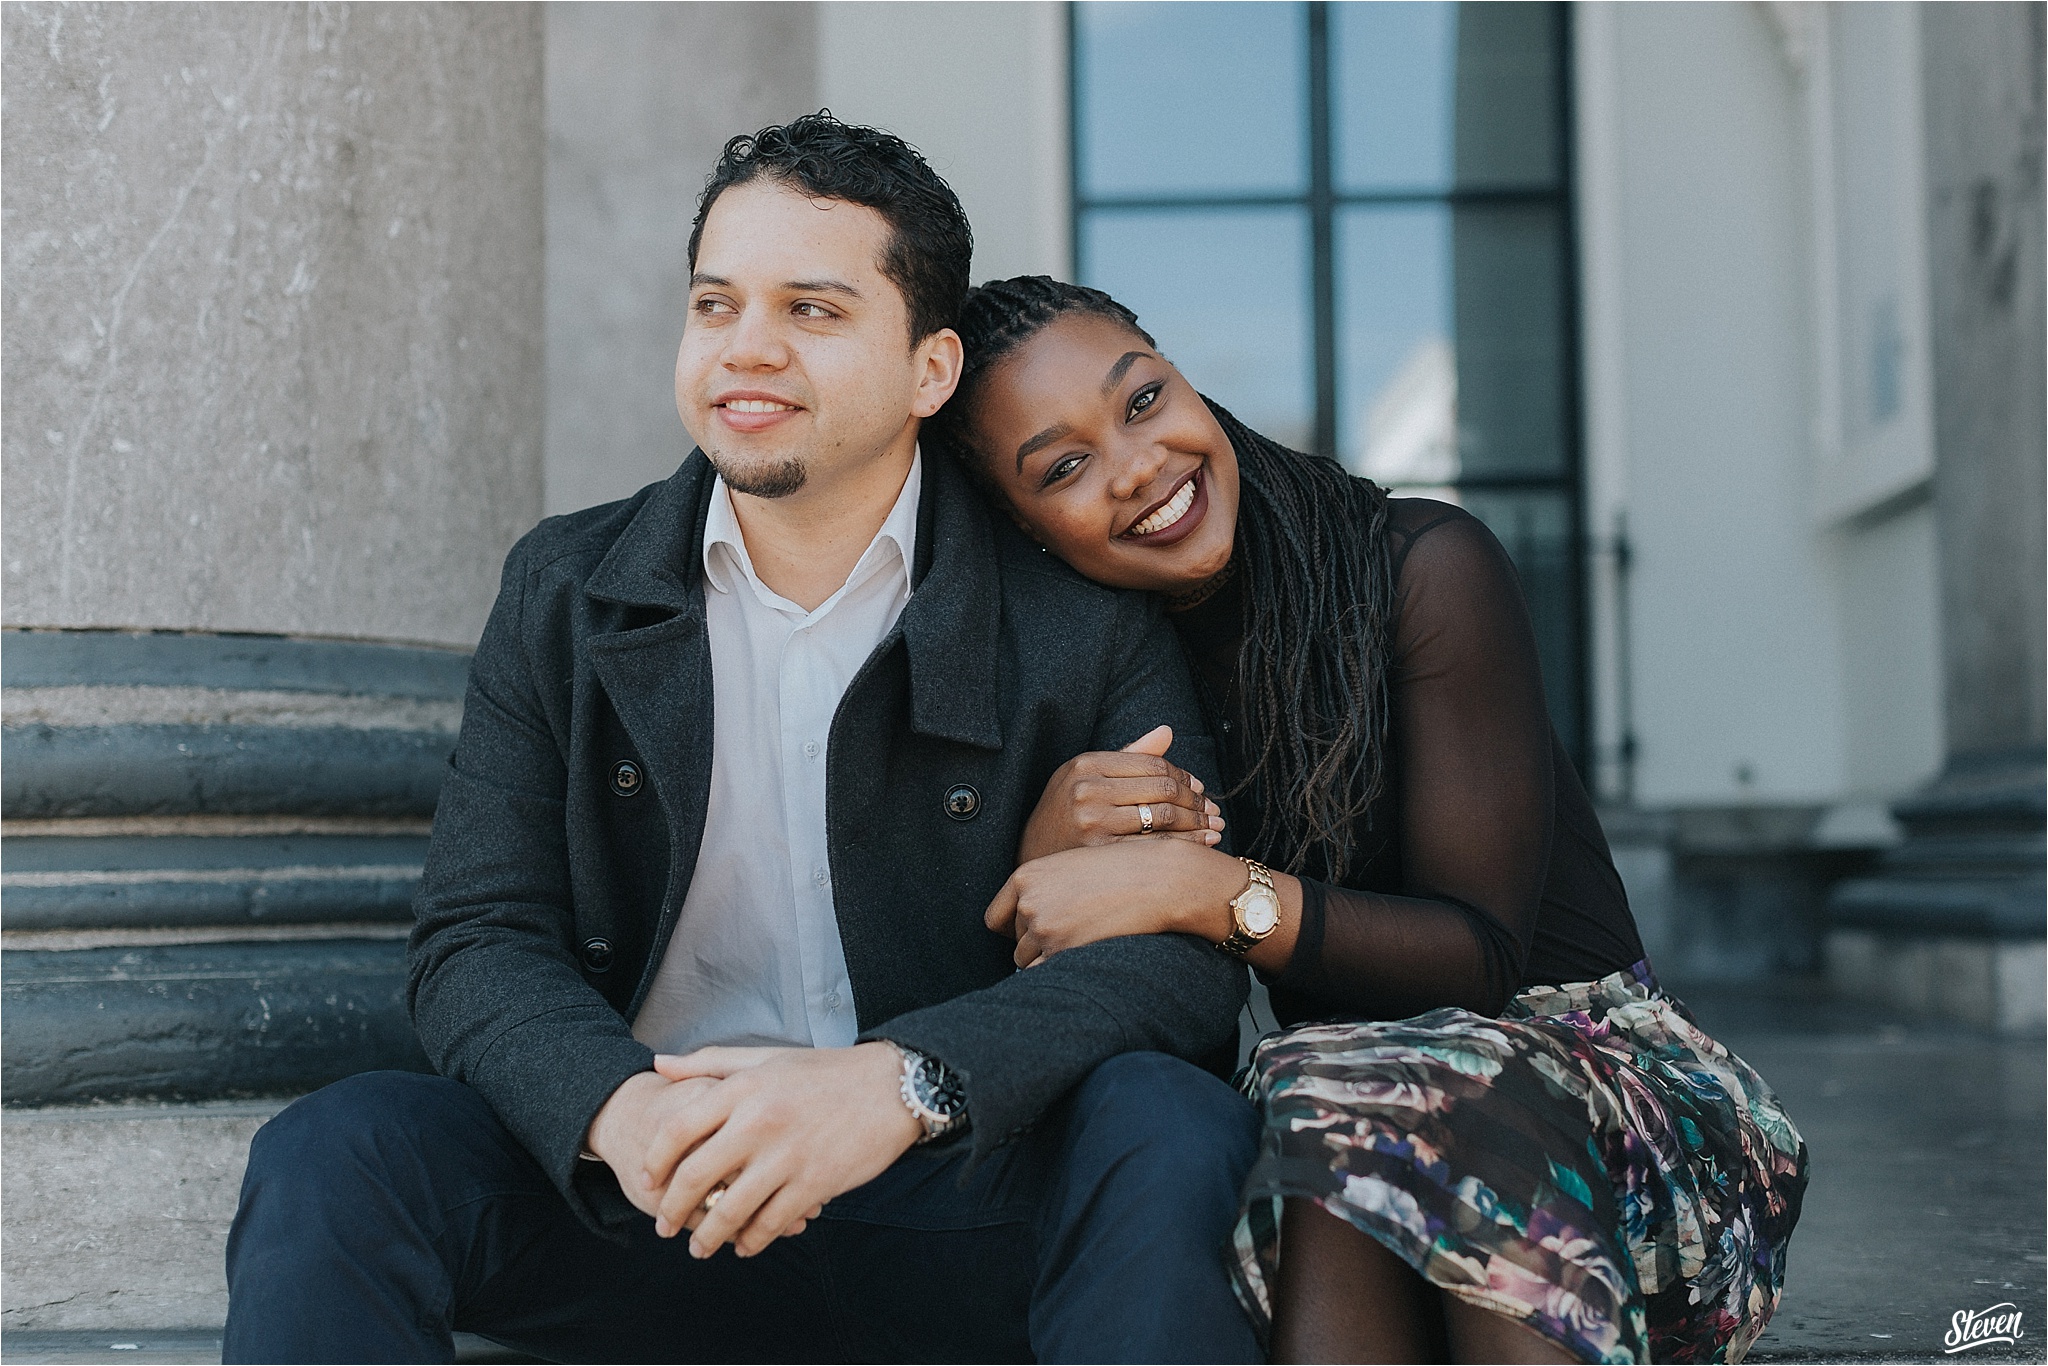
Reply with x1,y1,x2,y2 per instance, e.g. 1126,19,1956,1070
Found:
1446,205,1569,482
1338,206,1454,488
1072,1,1582,761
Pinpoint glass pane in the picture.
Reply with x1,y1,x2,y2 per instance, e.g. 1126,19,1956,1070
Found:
1450,203,1568,480
1461,488,1581,759
1075,2,1308,199
1331,2,1456,193
1079,207,1315,452
1336,205,1455,485
1333,1,1561,194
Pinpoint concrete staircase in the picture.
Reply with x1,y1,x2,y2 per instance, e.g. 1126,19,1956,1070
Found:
1,629,461,1343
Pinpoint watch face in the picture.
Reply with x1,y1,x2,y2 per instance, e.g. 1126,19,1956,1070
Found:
915,1057,968,1116
1240,885,1281,935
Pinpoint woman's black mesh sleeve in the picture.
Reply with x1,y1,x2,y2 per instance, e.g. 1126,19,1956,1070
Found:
1265,504,1556,1021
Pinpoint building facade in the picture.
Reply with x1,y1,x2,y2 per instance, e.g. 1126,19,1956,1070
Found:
3,0,2041,1335
541,0,2045,1013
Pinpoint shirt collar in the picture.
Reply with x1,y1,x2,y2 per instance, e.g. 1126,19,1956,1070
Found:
701,447,923,611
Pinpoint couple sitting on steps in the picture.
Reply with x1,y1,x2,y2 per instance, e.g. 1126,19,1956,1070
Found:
224,113,1806,1366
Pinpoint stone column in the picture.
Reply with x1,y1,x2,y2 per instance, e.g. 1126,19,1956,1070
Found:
1827,2,2046,1032
1,3,543,1330
544,2,817,515
4,3,543,645
1923,2,2047,756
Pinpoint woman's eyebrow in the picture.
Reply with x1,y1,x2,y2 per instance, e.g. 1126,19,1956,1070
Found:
1100,350,1149,395
1016,423,1075,474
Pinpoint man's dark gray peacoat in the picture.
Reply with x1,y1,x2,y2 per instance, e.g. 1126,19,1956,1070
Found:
408,449,1249,1231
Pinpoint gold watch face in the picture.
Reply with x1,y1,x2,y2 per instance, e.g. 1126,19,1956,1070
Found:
1237,883,1281,936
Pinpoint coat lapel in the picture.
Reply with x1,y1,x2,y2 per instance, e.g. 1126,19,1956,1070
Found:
584,457,719,969
895,452,1004,751
585,453,715,616
581,447,1005,776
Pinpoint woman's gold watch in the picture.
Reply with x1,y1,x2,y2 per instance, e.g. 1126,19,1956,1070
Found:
1217,858,1281,957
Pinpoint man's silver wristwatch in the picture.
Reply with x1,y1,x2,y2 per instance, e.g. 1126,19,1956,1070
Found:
892,1045,969,1144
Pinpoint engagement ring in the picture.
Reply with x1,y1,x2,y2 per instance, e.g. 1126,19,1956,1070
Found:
1138,804,1154,834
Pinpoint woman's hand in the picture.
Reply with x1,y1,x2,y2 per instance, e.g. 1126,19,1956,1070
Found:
1017,724,1224,864
985,839,1251,967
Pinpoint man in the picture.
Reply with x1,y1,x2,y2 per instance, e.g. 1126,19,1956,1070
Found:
223,114,1260,1363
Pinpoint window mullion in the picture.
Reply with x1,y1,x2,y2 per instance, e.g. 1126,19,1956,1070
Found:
1307,1,1338,460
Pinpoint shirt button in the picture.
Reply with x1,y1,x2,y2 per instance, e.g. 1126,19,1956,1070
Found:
813,867,829,887
804,742,819,760
825,991,843,1011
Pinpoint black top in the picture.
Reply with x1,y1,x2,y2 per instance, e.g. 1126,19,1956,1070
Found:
1172,497,1644,1025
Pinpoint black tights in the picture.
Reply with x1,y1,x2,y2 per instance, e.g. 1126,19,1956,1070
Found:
1270,1199,1581,1364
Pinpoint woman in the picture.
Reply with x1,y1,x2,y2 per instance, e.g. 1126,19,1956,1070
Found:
939,277,1807,1365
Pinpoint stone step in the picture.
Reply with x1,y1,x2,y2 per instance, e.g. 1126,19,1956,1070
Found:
1,939,428,1106
0,1099,532,1360
0,1330,530,1363
0,1103,279,1335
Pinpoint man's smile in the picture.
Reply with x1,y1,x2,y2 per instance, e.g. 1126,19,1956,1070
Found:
713,389,806,433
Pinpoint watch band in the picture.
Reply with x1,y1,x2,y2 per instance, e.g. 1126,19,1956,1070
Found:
1217,858,1278,956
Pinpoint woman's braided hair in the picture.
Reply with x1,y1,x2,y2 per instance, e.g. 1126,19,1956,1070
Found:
938,276,1397,880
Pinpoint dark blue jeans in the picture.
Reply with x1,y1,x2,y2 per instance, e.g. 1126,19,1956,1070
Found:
223,1051,1260,1364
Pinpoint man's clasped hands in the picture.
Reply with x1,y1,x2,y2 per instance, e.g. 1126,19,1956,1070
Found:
585,1039,921,1261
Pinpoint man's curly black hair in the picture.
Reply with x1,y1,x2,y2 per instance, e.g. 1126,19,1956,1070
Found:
687,111,974,347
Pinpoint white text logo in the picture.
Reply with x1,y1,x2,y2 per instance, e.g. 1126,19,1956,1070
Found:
1945,1303,2026,1354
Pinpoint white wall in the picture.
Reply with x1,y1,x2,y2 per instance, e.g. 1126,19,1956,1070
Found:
819,2,1072,283
1576,1,1946,812
1579,2,1848,807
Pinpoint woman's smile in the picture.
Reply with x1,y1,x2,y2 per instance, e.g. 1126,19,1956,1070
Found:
1120,468,1209,546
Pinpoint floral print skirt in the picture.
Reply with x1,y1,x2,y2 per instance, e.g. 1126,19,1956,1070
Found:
1230,962,1807,1364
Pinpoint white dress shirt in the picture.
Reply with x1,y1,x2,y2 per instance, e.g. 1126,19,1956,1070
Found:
630,453,922,1056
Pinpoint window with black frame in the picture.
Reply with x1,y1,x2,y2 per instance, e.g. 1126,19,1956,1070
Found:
1071,0,1585,767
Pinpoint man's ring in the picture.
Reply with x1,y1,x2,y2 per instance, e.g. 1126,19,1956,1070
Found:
702,1184,726,1213
1138,804,1155,834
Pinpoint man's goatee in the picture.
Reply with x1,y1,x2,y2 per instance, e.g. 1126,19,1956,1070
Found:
715,457,808,499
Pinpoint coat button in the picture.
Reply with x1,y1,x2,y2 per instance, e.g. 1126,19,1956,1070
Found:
944,783,980,821
609,759,642,797
581,937,614,973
